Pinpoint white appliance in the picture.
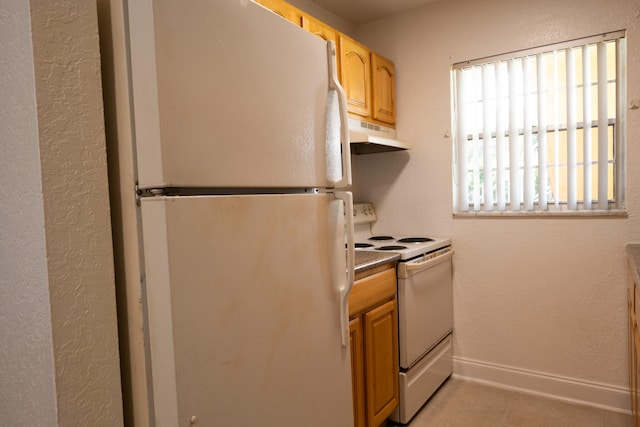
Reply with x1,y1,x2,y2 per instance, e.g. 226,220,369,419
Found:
105,1,356,425
353,203,453,424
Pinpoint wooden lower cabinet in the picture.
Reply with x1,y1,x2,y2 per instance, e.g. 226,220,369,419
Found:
629,259,640,427
350,317,366,427
635,328,640,427
364,299,399,427
349,267,399,427
630,285,640,427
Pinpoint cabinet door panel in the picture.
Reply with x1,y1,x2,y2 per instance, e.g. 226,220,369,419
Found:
371,53,396,125
339,35,371,118
302,14,340,71
350,318,366,427
302,14,337,44
364,299,399,427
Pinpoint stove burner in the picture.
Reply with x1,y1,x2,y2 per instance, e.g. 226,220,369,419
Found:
369,235,395,241
377,245,408,251
355,243,375,248
397,237,434,243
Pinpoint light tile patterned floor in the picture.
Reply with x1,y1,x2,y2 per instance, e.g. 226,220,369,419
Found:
389,378,632,427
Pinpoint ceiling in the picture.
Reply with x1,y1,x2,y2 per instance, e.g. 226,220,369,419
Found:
311,0,440,25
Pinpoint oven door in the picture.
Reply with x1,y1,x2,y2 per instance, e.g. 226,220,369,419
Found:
397,248,454,369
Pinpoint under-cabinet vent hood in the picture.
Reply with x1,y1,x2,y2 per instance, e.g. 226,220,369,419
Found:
348,118,410,155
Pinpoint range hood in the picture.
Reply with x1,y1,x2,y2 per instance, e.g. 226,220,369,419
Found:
348,118,410,155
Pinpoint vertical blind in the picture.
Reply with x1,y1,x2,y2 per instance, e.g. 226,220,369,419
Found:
452,32,626,214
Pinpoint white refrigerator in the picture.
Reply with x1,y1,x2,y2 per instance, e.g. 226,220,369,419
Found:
102,0,356,425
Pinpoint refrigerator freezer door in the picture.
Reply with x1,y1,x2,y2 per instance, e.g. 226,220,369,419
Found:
140,194,354,426
128,0,347,189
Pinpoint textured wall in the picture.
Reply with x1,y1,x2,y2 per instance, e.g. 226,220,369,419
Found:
0,1,59,424
0,0,123,425
28,0,124,424
353,0,640,410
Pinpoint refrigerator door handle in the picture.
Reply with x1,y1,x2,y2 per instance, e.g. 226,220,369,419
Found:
335,190,354,347
327,40,352,188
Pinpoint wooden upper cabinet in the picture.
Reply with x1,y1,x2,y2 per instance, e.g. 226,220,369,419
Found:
301,13,340,71
255,0,396,128
255,0,302,26
339,34,372,119
301,13,337,44
371,53,396,126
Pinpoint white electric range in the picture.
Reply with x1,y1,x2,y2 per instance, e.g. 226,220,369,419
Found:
353,202,451,260
353,203,454,425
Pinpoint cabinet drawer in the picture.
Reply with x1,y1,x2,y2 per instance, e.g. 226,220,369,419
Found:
349,268,396,318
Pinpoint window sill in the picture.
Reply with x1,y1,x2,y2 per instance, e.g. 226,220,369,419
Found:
453,209,628,219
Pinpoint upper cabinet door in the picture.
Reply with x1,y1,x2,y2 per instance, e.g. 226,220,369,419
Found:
254,0,303,25
371,53,396,126
301,14,340,72
302,13,337,44
339,34,371,119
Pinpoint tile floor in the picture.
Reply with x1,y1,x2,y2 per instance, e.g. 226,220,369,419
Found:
389,378,633,427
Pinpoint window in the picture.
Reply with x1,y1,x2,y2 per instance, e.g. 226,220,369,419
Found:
451,31,626,215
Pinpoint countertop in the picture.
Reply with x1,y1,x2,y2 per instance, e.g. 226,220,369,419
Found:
627,243,640,285
355,250,400,275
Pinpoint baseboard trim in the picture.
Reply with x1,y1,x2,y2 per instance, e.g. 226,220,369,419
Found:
452,356,631,414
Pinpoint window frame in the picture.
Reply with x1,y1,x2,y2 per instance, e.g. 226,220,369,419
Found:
451,31,627,217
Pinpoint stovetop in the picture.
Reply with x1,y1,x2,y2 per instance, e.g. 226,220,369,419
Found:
355,233,451,260
352,203,451,261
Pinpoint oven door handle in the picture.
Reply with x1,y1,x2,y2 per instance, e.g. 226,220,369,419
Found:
402,249,454,274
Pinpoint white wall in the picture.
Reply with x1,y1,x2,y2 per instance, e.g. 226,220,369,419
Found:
0,0,123,424
0,1,59,423
353,0,640,412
